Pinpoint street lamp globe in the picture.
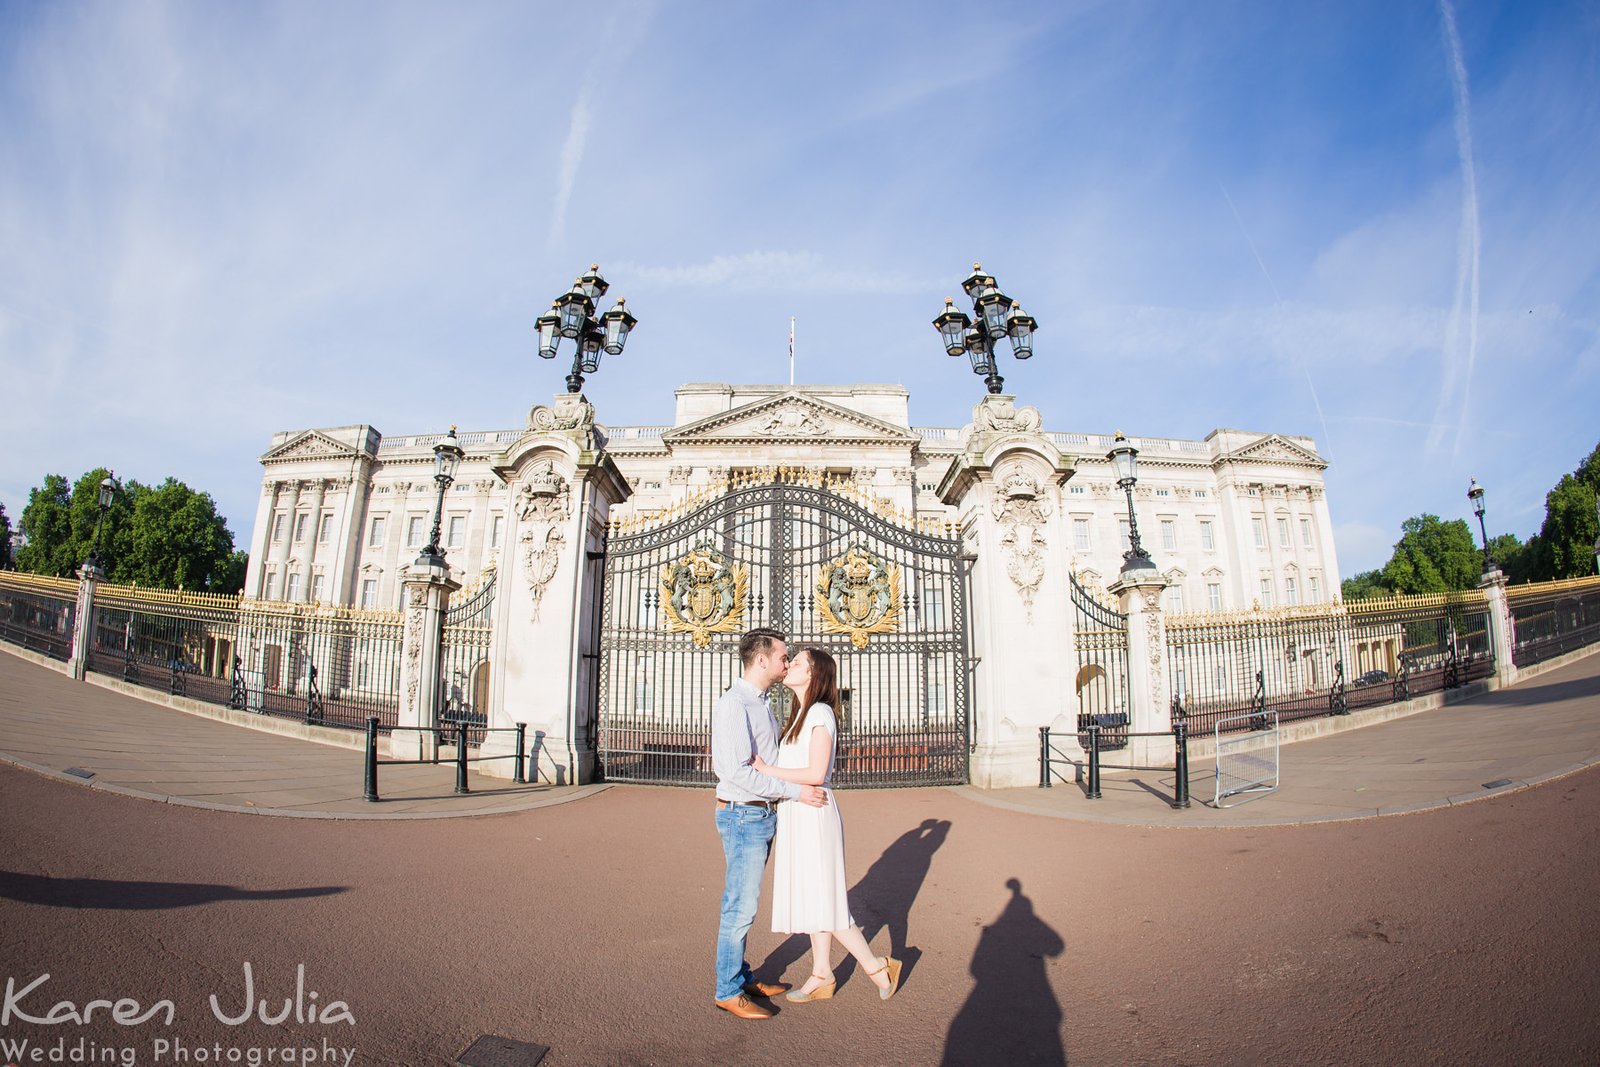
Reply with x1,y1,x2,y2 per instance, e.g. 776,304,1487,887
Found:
1467,477,1486,519
934,263,1039,396
536,305,561,359
933,298,971,357
1108,431,1139,486
98,477,116,510
600,298,637,356
1007,306,1037,359
434,428,464,484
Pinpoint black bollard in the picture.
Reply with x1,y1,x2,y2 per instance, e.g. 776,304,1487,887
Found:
1172,719,1191,809
1086,722,1103,799
455,722,470,795
1039,727,1051,789
363,717,380,802
514,723,527,784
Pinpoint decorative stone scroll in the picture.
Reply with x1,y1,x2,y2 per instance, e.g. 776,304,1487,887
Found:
514,461,571,622
816,544,902,649
973,396,1043,435
528,394,596,433
660,545,749,647
992,463,1052,622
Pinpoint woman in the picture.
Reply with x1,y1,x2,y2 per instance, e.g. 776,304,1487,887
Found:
752,646,902,1002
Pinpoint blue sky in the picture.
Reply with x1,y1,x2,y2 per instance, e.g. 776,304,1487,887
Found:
0,0,1595,576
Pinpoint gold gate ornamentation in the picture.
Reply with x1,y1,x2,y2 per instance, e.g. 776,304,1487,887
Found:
660,546,749,647
817,545,902,648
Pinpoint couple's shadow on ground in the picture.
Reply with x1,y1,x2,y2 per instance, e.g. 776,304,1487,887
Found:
756,820,1067,1064
758,817,949,991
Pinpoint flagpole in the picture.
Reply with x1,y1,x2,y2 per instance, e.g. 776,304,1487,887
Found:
789,316,795,386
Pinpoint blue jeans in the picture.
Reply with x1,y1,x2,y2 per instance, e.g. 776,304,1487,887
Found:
714,803,778,1000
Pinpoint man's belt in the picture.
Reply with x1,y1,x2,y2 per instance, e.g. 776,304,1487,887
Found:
715,798,775,810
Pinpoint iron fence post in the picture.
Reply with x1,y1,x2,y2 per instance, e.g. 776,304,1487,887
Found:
363,717,379,802
1086,722,1102,799
455,722,470,794
1172,719,1191,809
1039,727,1051,788
514,723,527,784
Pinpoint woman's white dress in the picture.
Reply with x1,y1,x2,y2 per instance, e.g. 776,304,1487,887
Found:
771,703,855,934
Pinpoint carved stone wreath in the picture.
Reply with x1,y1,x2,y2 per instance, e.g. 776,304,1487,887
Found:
515,461,571,622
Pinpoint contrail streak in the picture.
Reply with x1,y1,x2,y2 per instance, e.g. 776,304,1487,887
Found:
1218,180,1334,459
1432,0,1481,459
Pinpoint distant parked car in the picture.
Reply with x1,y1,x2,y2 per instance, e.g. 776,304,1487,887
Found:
1355,669,1391,686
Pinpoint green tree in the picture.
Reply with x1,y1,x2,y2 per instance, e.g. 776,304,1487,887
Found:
0,502,13,569
17,469,133,577
121,477,243,591
1530,468,1599,580
1379,514,1480,594
1340,569,1391,601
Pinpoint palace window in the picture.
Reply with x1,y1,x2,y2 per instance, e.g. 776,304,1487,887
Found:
1165,585,1183,612
1300,518,1313,548
1207,583,1222,611
369,515,387,547
1285,577,1298,605
406,515,425,547
447,515,466,549
1069,485,1085,495
1277,518,1291,549
271,514,286,543
1258,578,1272,608
923,587,947,630
1195,489,1208,499
286,573,302,602
264,572,279,600
1252,518,1266,548
1073,518,1091,551
293,513,308,542
1310,576,1322,602
490,514,503,549
311,574,325,603
360,579,377,610
1119,520,1131,553
1156,488,1170,498
1199,520,1215,551
1161,519,1176,551
318,513,333,543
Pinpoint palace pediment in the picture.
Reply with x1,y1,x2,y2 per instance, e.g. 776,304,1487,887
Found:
661,391,920,448
1220,434,1327,470
260,430,361,464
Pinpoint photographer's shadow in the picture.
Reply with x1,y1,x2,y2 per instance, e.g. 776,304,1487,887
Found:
942,877,1066,1066
760,817,950,989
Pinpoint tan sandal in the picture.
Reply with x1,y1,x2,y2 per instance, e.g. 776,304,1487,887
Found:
864,956,902,1000
785,973,836,1002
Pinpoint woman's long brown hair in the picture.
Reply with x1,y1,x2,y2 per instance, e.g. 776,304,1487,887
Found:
781,646,840,745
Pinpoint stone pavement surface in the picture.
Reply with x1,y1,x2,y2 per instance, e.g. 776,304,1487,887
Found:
3,641,1598,825
965,646,1600,826
0,647,605,818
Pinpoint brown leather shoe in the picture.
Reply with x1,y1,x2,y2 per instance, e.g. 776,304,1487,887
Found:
714,993,775,1019
742,980,790,998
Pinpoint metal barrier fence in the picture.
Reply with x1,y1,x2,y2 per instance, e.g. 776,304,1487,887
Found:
1508,575,1600,668
1039,719,1193,809
363,718,526,801
1214,710,1280,807
0,572,78,661
1166,590,1493,737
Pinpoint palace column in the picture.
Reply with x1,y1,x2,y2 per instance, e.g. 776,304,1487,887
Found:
479,394,631,784
938,395,1077,788
301,478,328,602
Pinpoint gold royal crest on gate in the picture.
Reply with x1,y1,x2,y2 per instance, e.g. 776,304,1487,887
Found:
660,546,749,647
817,545,902,649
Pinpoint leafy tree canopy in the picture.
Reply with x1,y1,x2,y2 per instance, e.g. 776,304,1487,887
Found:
0,502,13,569
15,469,246,592
1379,514,1480,594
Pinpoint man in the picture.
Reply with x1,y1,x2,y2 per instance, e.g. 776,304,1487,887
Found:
711,627,828,1019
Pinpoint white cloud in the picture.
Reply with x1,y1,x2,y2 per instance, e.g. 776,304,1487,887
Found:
620,251,936,295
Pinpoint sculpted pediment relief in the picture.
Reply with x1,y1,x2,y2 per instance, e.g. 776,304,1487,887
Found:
662,392,919,447
1222,434,1326,469
261,431,359,464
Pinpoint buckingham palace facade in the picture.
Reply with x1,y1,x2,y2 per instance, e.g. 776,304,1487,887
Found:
243,382,1340,615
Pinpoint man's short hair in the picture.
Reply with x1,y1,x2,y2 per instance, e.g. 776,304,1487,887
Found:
739,627,787,668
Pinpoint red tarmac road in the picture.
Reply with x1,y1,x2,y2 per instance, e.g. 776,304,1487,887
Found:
2,743,1599,1065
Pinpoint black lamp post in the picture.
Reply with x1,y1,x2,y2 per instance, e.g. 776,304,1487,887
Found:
932,263,1038,395
85,474,117,573
1467,477,1492,572
535,264,637,394
1108,432,1155,575
419,429,465,566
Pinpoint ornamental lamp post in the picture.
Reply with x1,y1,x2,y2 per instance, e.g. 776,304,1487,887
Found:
84,474,118,574
932,263,1038,395
419,428,465,567
537,265,637,393
1467,477,1492,573
1108,432,1155,575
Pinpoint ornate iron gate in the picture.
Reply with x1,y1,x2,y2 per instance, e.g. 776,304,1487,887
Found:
1070,571,1130,750
596,471,972,787
441,569,496,746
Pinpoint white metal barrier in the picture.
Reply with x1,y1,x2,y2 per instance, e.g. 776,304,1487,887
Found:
1213,710,1280,807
